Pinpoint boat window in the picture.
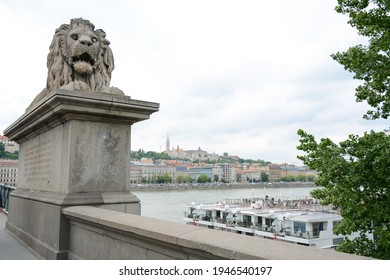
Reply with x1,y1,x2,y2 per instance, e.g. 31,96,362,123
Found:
312,222,327,237
222,212,229,222
243,215,252,224
265,218,274,227
293,222,306,233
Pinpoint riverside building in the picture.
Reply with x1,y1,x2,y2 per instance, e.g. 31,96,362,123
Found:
0,160,18,187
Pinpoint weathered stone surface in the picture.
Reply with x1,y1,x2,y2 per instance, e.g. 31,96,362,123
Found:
63,206,373,260
4,90,158,259
6,195,69,259
5,90,158,193
3,18,159,259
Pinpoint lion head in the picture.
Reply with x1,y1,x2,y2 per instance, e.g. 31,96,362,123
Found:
29,18,123,109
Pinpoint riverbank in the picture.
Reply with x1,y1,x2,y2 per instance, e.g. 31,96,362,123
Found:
129,182,317,191
132,186,317,224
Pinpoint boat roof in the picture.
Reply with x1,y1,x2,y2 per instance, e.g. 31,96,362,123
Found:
189,202,342,222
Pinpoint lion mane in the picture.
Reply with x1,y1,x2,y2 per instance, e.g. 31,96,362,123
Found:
29,18,123,109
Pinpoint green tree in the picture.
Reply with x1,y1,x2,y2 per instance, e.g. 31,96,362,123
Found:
157,173,172,184
297,174,306,182
130,150,171,161
176,175,185,184
331,0,390,120
297,130,390,259
197,174,210,183
0,143,18,159
185,176,193,183
260,172,269,182
306,174,315,182
297,1,390,259
150,175,158,184
280,175,296,182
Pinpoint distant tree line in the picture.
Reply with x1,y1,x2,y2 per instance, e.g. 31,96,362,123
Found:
280,174,315,182
141,173,173,184
0,143,18,160
131,149,272,165
131,149,171,161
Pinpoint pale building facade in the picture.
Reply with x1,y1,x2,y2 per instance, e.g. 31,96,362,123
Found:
222,163,236,183
269,164,317,182
0,135,19,153
188,166,213,182
0,160,18,187
130,161,176,183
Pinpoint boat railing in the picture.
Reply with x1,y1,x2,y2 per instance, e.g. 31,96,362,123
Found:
223,196,317,207
283,230,322,239
0,183,16,214
251,225,323,239
255,224,275,233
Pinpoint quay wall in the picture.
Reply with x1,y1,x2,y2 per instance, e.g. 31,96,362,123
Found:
129,182,317,192
62,206,369,260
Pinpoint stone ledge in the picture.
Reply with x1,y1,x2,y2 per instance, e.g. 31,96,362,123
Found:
63,206,201,245
62,206,372,260
4,90,159,143
11,189,140,206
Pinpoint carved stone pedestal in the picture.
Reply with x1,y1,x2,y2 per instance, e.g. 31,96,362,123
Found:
4,90,159,259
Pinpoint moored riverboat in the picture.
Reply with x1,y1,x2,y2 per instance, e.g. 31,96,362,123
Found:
184,196,359,249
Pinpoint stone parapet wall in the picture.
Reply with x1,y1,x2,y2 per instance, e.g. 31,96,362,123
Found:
62,206,370,260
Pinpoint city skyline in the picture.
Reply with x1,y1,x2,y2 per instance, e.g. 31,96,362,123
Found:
0,1,389,165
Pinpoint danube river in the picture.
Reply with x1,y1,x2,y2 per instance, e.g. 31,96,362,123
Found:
132,185,318,224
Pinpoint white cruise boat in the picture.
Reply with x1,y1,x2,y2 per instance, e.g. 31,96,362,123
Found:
184,196,356,249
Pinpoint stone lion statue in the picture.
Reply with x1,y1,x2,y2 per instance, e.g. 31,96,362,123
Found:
28,18,124,109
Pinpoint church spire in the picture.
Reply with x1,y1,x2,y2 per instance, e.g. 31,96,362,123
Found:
166,133,170,152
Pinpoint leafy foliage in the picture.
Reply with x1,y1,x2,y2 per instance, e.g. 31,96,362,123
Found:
176,175,193,183
297,129,390,259
0,143,18,160
131,149,171,161
261,172,270,182
280,174,315,182
197,174,211,183
297,0,390,259
331,0,390,119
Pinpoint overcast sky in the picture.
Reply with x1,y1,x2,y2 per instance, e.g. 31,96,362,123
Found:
0,0,388,164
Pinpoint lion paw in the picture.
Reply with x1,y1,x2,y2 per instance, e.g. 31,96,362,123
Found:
110,86,125,95
60,81,91,91
101,86,125,95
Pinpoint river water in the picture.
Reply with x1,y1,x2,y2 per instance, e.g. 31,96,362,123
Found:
132,185,317,224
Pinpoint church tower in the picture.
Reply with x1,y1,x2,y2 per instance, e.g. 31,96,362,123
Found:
166,133,170,152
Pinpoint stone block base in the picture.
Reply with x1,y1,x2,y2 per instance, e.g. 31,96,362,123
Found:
6,189,140,259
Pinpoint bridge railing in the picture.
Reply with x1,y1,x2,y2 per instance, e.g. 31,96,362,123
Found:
61,206,372,260
0,183,16,214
